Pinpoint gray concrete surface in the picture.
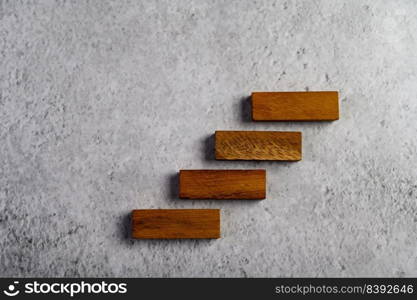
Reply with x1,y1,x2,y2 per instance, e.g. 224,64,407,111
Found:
1,0,416,277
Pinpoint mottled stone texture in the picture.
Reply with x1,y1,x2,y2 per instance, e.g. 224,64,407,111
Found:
0,0,416,277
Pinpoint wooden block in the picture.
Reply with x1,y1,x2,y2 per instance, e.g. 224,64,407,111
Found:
131,209,220,239
252,91,339,121
179,170,266,199
215,131,301,161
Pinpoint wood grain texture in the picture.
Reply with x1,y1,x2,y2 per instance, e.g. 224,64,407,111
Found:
215,131,301,161
131,209,220,239
179,169,266,199
252,91,339,121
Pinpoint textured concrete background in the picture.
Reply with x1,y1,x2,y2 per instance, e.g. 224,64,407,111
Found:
1,0,416,277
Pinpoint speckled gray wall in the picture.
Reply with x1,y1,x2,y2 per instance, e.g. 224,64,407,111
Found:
1,0,416,277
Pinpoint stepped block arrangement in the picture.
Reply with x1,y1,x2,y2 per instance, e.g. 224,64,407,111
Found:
179,169,266,200
215,130,302,161
252,91,339,121
132,209,220,239
131,91,338,239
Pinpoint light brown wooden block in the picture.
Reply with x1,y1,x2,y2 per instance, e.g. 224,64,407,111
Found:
179,170,266,199
131,209,220,239
252,91,339,121
215,131,301,161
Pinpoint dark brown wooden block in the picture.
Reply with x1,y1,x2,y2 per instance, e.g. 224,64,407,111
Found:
131,209,220,239
215,131,301,161
252,91,339,121
179,169,266,199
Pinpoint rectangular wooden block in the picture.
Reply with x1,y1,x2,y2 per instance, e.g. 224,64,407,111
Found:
179,170,266,199
252,91,339,121
131,209,220,239
215,131,301,161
